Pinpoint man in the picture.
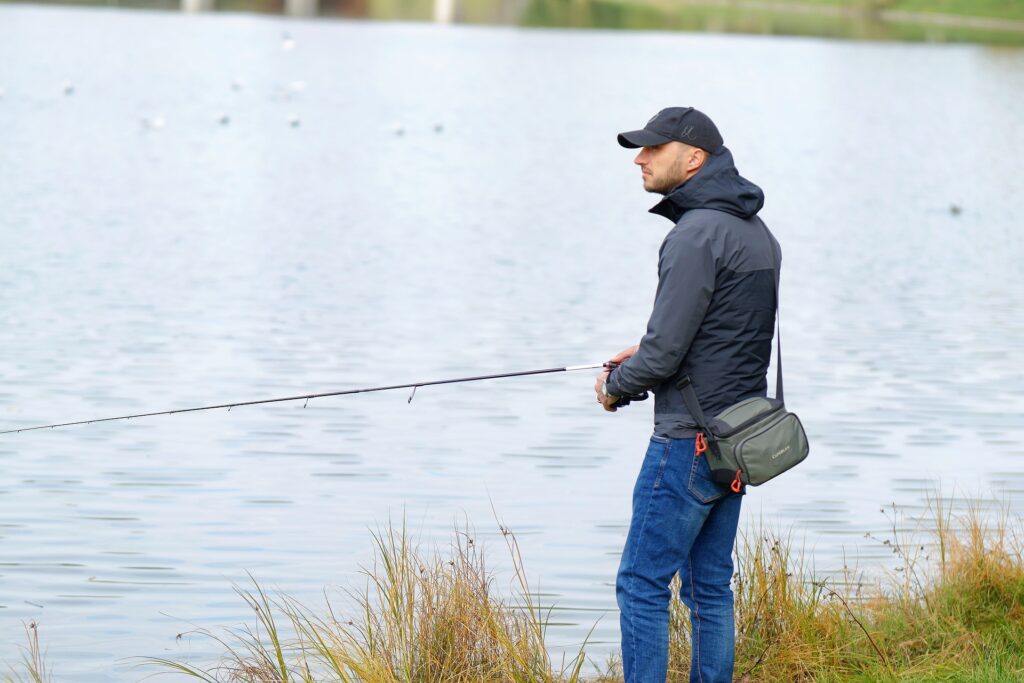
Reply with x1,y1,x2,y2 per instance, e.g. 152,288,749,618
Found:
594,107,780,683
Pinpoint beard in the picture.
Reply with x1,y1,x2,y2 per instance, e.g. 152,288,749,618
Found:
644,156,689,195
645,176,677,195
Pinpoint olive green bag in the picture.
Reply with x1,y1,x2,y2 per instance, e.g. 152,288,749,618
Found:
677,235,808,494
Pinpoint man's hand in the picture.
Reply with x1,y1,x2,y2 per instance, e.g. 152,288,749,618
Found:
595,344,641,412
609,345,640,365
594,369,620,412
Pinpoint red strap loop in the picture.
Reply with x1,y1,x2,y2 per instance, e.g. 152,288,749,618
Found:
695,432,708,456
730,469,743,494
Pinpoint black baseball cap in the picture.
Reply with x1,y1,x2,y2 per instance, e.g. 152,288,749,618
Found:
617,107,723,152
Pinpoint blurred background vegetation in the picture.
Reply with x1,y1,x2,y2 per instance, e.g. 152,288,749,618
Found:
4,0,1024,45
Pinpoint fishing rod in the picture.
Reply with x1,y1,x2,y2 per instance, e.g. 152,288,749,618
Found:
0,362,616,436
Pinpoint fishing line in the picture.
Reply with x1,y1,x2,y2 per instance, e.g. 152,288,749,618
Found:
0,362,611,435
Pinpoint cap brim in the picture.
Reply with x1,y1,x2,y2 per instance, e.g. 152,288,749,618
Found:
617,129,672,149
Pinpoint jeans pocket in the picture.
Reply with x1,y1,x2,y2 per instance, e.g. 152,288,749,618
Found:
647,437,671,490
688,443,726,504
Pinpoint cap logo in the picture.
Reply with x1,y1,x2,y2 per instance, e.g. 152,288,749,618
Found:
678,125,695,139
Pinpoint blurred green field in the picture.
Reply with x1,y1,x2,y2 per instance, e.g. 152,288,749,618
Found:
520,0,1024,45
786,0,1024,22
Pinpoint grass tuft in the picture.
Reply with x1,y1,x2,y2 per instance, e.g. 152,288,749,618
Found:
10,496,1024,682
4,622,52,683
146,520,589,682
723,496,1024,682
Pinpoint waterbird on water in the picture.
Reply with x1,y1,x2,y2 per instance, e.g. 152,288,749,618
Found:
63,81,74,96
949,203,962,216
288,113,301,128
141,114,166,130
217,112,230,126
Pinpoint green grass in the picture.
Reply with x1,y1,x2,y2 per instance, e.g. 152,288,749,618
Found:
3,622,52,683
141,498,1024,682
519,0,1024,45
778,0,1024,23
528,0,1024,44
143,520,590,682
8,498,1024,682
704,498,1024,682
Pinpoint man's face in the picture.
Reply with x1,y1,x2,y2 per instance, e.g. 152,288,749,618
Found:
633,141,699,195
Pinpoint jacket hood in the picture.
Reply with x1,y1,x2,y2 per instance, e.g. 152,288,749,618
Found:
649,146,764,222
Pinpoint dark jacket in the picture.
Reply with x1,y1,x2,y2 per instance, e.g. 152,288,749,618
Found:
604,146,780,437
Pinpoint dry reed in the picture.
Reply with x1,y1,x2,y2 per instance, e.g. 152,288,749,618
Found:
8,496,1024,682
146,520,589,682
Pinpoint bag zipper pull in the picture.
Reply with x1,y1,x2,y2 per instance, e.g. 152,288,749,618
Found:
730,469,743,494
695,432,708,457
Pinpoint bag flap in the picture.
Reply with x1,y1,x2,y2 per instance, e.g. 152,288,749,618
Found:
710,397,783,434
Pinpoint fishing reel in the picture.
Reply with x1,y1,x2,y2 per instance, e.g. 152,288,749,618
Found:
615,391,649,408
603,361,650,408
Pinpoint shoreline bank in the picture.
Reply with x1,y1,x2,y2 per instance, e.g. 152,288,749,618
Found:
5,0,1024,45
7,500,1024,682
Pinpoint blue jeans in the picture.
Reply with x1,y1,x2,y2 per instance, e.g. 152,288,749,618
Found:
617,435,742,683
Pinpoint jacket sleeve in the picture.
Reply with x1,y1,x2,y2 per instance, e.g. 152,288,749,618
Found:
604,227,716,397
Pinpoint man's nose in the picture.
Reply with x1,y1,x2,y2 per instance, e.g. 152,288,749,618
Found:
633,149,646,165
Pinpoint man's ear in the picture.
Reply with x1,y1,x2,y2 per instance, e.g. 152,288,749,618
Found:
689,148,707,172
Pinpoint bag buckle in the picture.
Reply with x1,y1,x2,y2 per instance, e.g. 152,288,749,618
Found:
695,432,708,457
730,469,743,494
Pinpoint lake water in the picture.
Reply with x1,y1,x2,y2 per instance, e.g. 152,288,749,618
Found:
1,5,1023,680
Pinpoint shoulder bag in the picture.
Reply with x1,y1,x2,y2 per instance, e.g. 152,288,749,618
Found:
676,230,809,494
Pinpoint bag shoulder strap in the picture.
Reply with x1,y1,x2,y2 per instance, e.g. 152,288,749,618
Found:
677,375,716,438
765,222,783,403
